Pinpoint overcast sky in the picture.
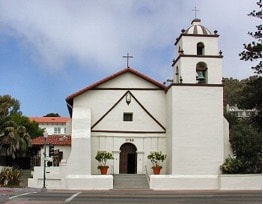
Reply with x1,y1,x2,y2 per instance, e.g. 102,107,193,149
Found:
0,1,259,117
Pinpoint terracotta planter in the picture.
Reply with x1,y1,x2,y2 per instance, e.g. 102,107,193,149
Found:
152,166,162,175
99,166,109,175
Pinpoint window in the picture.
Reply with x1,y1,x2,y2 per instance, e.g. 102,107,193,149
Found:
197,42,205,56
123,113,133,121
54,127,61,134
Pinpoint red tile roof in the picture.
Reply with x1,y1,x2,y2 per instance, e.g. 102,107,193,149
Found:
30,117,70,124
31,135,71,146
65,67,166,115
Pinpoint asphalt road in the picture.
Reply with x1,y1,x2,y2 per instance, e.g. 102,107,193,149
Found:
3,190,262,204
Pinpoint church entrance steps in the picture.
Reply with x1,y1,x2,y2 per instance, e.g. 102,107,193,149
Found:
113,174,149,190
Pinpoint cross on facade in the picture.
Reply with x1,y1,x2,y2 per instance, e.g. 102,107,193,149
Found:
123,52,133,68
192,6,199,19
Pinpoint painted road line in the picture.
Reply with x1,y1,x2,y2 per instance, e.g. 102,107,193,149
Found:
9,192,38,199
65,192,82,203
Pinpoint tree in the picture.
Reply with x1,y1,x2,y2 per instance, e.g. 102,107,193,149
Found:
0,95,21,118
44,113,60,117
11,114,43,139
223,77,246,107
221,119,262,174
0,95,28,158
238,0,262,131
230,121,261,173
239,0,262,74
238,76,262,129
222,1,262,173
0,95,42,159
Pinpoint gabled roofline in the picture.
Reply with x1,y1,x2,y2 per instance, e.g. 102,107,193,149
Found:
65,67,167,116
91,90,166,132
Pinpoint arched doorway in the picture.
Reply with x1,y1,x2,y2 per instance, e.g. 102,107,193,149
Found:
119,143,137,174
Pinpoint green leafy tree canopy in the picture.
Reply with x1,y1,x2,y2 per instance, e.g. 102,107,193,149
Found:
239,0,262,74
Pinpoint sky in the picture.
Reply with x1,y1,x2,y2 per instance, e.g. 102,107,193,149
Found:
0,1,260,117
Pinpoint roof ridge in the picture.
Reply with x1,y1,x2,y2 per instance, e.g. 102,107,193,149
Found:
66,67,166,104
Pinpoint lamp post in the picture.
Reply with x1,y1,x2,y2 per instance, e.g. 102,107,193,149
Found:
42,129,48,191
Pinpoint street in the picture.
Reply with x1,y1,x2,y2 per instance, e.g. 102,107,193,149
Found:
2,190,262,204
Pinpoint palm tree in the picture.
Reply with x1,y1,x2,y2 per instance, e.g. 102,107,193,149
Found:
0,95,31,159
0,120,31,159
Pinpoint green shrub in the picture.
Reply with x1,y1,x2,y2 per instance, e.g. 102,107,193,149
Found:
221,117,262,174
229,121,262,173
0,167,22,187
220,156,243,174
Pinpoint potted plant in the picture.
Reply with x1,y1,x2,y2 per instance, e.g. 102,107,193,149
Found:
147,151,167,174
95,151,114,175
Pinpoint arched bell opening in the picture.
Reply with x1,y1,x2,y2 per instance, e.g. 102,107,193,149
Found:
197,42,205,56
196,62,208,84
119,143,137,174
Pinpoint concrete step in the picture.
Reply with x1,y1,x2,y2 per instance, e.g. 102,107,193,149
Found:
113,174,149,189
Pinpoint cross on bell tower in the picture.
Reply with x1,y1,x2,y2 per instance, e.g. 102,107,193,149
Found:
123,52,133,68
192,6,199,18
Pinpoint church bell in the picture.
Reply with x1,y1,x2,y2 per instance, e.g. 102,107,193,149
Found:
196,71,205,82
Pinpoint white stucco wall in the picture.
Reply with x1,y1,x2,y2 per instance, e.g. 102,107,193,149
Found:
181,36,220,56
169,85,224,175
223,117,232,158
165,89,173,174
66,107,91,176
71,72,167,174
219,174,262,190
149,174,262,190
91,135,167,175
173,57,223,84
98,73,159,89
38,124,67,135
173,34,222,85
74,73,166,130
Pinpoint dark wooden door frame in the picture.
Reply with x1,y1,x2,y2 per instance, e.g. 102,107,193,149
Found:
119,143,137,174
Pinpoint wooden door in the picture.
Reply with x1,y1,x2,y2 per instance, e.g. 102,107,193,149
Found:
119,143,137,174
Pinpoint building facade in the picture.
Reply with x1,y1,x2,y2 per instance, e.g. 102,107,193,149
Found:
226,104,257,118
29,117,70,135
29,19,234,190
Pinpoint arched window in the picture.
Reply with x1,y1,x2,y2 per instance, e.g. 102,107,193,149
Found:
197,42,205,56
196,62,208,83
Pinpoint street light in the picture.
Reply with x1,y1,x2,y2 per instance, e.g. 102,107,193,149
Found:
42,129,48,191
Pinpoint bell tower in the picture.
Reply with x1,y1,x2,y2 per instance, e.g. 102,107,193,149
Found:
172,18,223,84
166,19,226,185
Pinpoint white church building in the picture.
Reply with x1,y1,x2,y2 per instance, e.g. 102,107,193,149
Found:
29,18,246,190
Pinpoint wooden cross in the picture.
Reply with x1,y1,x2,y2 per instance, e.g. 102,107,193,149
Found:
192,6,199,19
123,52,133,68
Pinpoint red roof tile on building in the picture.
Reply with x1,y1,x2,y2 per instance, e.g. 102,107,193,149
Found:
31,135,71,146
30,117,70,124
